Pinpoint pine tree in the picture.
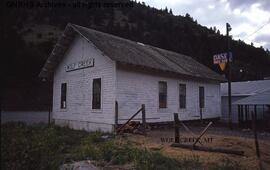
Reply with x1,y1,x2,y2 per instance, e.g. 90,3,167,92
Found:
169,8,173,15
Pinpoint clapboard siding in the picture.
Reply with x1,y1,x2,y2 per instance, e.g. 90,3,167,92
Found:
51,35,222,132
52,35,116,132
116,69,221,123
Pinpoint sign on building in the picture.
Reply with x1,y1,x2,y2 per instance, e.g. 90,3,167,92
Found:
66,58,94,72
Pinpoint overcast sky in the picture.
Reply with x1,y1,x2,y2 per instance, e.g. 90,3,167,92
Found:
139,0,270,50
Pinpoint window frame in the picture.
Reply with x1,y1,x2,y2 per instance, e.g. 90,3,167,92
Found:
158,81,167,109
179,83,186,109
92,78,101,110
199,86,205,109
60,83,67,109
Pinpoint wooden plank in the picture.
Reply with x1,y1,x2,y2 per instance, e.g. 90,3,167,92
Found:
193,122,212,147
118,117,159,121
116,107,143,133
180,121,203,145
171,143,244,156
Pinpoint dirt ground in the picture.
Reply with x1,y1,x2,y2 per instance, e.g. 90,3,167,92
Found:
120,125,270,170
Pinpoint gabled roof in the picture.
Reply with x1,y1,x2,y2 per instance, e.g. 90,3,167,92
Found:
233,89,270,105
221,80,270,96
39,23,225,82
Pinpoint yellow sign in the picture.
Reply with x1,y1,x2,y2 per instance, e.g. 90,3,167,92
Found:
218,63,226,71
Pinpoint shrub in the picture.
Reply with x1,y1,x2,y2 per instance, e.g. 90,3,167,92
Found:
1,122,87,170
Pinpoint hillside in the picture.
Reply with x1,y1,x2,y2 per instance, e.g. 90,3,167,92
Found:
2,0,270,109
2,0,270,81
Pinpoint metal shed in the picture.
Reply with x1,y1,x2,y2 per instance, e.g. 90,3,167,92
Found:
233,89,270,130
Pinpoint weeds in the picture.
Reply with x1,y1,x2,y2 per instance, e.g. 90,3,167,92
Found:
1,122,244,170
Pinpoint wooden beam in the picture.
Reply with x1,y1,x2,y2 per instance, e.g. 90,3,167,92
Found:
180,121,203,145
171,143,244,156
116,107,143,133
193,122,212,147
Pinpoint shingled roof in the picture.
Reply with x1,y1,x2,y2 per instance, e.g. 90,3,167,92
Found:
233,89,270,105
39,23,225,82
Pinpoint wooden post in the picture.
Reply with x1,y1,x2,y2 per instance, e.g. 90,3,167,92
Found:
252,107,260,159
142,104,146,135
200,108,203,124
252,106,263,170
174,113,180,143
244,105,248,126
263,105,265,122
48,106,51,125
238,105,240,125
240,105,243,124
115,101,118,131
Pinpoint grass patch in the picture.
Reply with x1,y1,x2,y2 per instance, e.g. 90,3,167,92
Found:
1,122,244,170
209,158,243,170
1,122,87,170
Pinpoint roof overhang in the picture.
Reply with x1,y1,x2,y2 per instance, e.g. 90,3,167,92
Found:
39,23,82,79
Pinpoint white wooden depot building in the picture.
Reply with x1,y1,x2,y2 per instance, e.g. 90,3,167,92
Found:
39,23,225,132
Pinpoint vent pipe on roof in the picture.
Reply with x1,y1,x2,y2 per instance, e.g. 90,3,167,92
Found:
137,42,145,46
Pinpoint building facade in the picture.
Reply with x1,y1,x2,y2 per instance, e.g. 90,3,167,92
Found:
40,24,225,132
221,80,270,124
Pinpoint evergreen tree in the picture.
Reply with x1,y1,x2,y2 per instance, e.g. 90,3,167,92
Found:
169,8,173,15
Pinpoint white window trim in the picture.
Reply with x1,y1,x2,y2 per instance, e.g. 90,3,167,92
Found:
157,80,168,110
91,76,103,112
60,82,68,111
178,82,187,110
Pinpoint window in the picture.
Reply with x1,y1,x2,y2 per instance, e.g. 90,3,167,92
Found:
61,83,67,109
179,84,186,109
159,81,167,108
199,86,205,108
92,78,101,109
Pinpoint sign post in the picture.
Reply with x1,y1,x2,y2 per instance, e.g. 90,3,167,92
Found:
226,23,232,130
213,23,232,130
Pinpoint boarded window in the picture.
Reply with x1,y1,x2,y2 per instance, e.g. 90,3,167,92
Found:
159,81,167,108
199,86,205,108
92,78,101,109
179,84,186,108
61,83,67,109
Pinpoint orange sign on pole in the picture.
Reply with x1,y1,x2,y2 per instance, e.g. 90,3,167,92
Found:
213,52,232,72
219,63,226,71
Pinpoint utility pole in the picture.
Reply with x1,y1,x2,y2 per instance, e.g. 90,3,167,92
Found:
226,23,232,130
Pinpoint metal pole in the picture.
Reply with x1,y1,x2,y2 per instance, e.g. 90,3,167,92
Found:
226,23,232,130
